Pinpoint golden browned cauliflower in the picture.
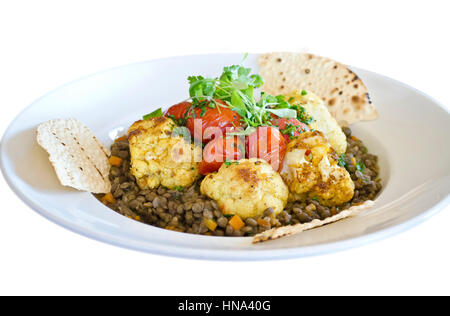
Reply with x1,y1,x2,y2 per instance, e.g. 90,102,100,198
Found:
128,117,200,190
200,158,289,219
287,90,347,154
280,130,354,206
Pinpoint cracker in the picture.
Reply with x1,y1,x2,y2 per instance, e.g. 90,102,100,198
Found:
36,119,111,193
252,200,374,243
258,52,378,126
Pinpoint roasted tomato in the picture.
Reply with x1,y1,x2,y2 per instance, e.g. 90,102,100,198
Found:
164,101,191,123
198,135,245,175
247,126,286,171
186,99,242,143
270,118,309,143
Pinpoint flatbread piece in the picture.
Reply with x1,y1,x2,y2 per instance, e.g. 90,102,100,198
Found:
258,52,378,126
37,119,111,193
253,200,374,243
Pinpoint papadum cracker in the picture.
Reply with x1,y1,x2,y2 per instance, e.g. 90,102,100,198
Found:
37,119,111,193
253,200,375,243
258,52,378,126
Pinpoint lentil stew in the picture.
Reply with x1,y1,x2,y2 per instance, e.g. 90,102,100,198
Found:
97,127,382,237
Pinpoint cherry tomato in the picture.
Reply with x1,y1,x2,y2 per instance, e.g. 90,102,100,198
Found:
247,126,286,171
269,113,279,119
270,118,309,143
164,101,191,123
198,136,245,175
186,99,242,143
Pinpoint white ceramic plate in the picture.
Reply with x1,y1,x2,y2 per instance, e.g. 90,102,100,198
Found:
1,54,449,260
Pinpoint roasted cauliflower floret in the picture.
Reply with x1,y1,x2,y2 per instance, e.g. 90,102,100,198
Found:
281,131,354,206
128,117,200,190
287,90,347,154
200,158,289,219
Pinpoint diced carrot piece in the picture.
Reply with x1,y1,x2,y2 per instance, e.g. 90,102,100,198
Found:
101,192,116,204
165,225,183,232
330,207,338,216
257,218,270,227
204,218,217,231
135,216,141,221
229,215,245,231
114,135,127,142
351,136,359,141
109,156,122,166
351,157,356,166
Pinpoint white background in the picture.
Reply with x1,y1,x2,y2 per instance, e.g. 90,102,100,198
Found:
1,0,449,296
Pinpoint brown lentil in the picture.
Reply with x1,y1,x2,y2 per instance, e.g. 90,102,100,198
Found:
245,218,258,227
217,217,228,228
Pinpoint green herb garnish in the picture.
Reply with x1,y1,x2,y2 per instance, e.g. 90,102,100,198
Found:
143,108,163,120
356,162,366,172
301,90,308,96
167,114,186,126
172,126,191,140
226,127,256,137
338,154,348,170
280,123,306,138
224,159,240,167
187,60,298,130
294,105,314,125
173,186,184,192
